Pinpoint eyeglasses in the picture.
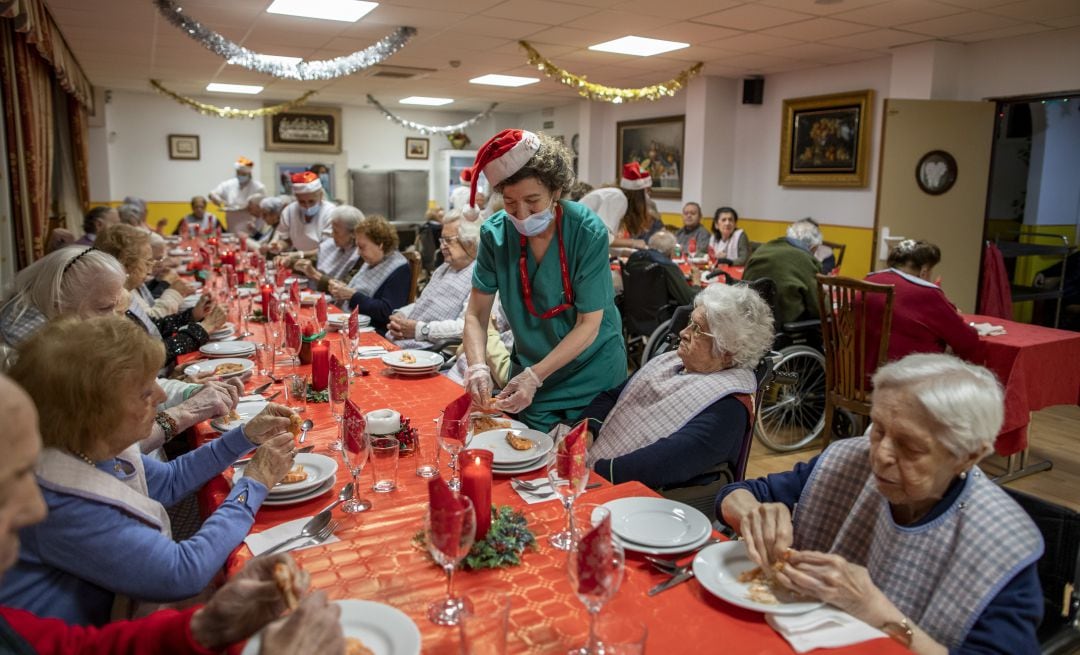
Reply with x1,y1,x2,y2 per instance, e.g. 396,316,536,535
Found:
687,318,714,339
438,236,460,246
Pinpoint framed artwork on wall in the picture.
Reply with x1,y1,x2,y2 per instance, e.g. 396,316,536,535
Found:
265,106,342,154
616,115,685,199
779,89,873,187
915,150,958,195
167,134,200,160
405,137,429,160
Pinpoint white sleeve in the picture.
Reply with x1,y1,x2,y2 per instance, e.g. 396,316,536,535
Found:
426,318,465,342
396,302,416,318
578,191,623,245
210,179,230,200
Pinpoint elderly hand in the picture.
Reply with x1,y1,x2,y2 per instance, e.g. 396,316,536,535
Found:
258,591,344,655
775,551,885,620
189,554,311,651
200,304,228,333
178,380,239,425
494,367,542,414
169,276,194,297
327,279,354,302
293,259,318,279
244,403,296,445
243,432,296,489
387,314,417,340
726,494,793,571
191,294,212,321
464,363,493,409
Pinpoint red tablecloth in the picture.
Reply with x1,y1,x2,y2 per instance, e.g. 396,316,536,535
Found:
964,314,1080,455
189,312,904,654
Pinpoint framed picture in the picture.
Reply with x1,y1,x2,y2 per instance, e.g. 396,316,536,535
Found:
616,115,685,199
264,106,341,154
779,90,873,187
405,137,429,160
168,134,200,160
915,150,958,195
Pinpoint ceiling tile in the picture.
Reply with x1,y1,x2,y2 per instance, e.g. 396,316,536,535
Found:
362,5,470,27
641,21,745,44
694,4,814,30
483,0,599,24
525,25,611,47
766,42,864,61
449,16,551,38
760,17,876,40
922,0,1017,7
986,0,1080,20
952,22,1053,40
902,10,1021,36
614,0,742,20
388,0,504,10
1044,14,1080,27
758,0,894,16
702,32,802,52
718,52,804,72
832,0,966,26
826,27,930,49
564,9,681,32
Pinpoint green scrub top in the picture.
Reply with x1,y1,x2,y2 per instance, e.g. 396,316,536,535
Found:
473,200,627,432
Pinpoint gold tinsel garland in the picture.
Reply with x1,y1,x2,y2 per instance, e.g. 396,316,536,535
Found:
519,42,703,104
149,80,317,119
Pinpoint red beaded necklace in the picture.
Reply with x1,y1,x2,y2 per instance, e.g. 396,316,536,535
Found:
518,204,574,319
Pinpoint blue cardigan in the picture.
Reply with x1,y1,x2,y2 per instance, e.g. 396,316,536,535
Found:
717,461,1042,655
347,264,411,334
0,428,267,626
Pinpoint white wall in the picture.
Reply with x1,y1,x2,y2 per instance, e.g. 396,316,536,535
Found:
959,27,1080,101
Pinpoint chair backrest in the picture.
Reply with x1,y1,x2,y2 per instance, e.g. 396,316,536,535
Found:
815,274,894,414
822,239,846,269
416,222,442,274
403,250,422,303
621,257,677,337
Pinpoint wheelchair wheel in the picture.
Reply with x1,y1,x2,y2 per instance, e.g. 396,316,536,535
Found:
640,318,674,367
754,345,826,452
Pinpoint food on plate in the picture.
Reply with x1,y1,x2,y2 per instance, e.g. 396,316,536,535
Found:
345,638,374,655
399,352,416,364
213,362,245,376
290,413,303,437
738,552,798,605
471,414,510,433
226,409,241,422
505,432,535,451
280,464,308,485
272,562,299,610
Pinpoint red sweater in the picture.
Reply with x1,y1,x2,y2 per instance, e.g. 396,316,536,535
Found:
864,270,984,375
0,606,217,655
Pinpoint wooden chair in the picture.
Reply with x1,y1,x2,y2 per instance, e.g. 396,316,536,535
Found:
403,250,422,303
815,274,894,446
822,240,846,270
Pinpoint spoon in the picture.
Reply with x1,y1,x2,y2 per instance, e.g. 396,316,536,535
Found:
315,482,355,515
262,511,333,556
298,418,314,443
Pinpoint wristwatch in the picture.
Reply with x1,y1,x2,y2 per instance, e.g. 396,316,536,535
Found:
881,617,913,647
419,322,431,338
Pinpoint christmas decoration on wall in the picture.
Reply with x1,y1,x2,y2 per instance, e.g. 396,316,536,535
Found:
149,79,316,119
519,41,703,104
366,95,498,135
153,0,416,81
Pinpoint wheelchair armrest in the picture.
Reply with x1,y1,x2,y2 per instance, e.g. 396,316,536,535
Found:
424,338,462,353
781,319,820,333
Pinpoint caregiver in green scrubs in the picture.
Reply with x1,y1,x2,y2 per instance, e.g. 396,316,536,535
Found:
462,129,626,431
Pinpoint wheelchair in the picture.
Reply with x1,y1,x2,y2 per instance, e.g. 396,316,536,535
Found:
641,278,827,453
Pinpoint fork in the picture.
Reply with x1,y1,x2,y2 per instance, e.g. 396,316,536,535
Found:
511,477,560,491
512,480,600,498
263,519,337,556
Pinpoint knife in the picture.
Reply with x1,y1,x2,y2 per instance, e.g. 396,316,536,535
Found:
648,568,695,596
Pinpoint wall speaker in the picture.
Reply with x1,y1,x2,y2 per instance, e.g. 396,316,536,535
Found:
743,78,764,105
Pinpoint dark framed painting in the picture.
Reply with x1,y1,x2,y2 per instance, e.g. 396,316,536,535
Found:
616,115,684,199
264,106,342,154
167,134,200,160
405,137,429,160
915,150,957,195
779,90,873,187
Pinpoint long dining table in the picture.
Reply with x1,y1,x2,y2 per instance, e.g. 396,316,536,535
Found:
185,306,906,654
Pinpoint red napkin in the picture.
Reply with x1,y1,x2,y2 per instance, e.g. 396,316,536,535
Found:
428,476,468,557
557,420,589,487
440,393,472,442
575,511,614,595
315,294,328,325
343,399,365,454
267,296,281,323
289,280,301,306
347,307,359,340
284,312,299,349
330,354,348,399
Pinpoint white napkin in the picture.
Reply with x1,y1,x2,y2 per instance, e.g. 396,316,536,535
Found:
511,477,559,505
971,322,1007,337
238,395,264,403
766,608,886,653
356,346,388,359
244,516,340,556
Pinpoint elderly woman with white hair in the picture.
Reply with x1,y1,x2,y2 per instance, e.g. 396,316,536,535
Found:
291,205,364,292
719,353,1043,654
250,195,286,254
578,284,773,489
387,211,478,349
742,219,822,324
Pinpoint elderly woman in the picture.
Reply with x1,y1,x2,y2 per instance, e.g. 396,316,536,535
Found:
742,220,821,324
1,315,297,626
174,196,221,235
580,284,771,488
139,232,192,315
719,353,1043,654
624,231,698,308
463,130,626,431
327,214,409,334
578,163,655,251
709,206,749,265
96,224,226,368
675,202,710,254
387,211,477,349
251,195,286,254
291,205,364,293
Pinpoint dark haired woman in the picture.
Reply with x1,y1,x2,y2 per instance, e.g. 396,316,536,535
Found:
709,206,749,265
578,163,655,251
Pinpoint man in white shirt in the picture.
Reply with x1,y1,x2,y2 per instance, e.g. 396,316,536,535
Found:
278,171,335,257
208,156,266,235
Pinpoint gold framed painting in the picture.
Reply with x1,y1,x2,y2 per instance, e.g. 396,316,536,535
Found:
779,90,873,187
264,106,342,154
616,115,684,199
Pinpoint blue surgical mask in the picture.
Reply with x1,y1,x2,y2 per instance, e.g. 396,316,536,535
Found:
237,174,251,185
304,202,321,218
508,203,556,237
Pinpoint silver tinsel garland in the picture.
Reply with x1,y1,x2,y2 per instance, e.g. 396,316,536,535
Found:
153,0,416,81
366,95,498,135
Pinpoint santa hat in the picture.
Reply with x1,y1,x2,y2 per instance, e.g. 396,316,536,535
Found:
291,171,323,194
460,167,474,184
235,156,254,172
619,162,652,191
465,129,541,220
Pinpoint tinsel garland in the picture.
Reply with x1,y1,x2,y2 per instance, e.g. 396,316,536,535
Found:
366,95,498,135
519,41,703,104
150,79,316,119
153,0,416,81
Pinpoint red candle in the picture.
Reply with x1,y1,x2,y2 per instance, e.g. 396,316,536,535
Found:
459,449,493,540
310,339,330,391
221,250,236,267
260,284,273,312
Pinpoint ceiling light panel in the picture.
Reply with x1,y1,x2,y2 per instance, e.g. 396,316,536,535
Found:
266,0,378,23
206,83,264,94
469,74,540,87
588,36,690,57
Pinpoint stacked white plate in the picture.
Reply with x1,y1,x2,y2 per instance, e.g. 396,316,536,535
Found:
235,453,338,506
185,357,253,380
209,322,236,341
380,350,443,376
209,398,268,432
326,313,371,332
241,600,421,655
469,423,551,475
600,497,714,555
180,293,202,311
299,291,321,306
692,541,823,615
200,340,256,358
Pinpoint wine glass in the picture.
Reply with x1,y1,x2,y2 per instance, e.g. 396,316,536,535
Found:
347,324,362,377
283,312,301,366
567,505,626,655
329,347,349,425
426,496,476,626
436,415,470,491
339,423,372,513
236,292,254,338
546,439,591,551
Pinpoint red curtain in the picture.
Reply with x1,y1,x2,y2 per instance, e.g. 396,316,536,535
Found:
68,94,90,209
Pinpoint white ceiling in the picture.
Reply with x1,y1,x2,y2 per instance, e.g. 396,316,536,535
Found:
45,0,1080,114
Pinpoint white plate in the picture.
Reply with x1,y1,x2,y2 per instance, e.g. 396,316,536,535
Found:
258,478,335,506
237,287,257,297
209,399,268,432
693,541,824,615
180,293,202,311
602,497,711,548
210,322,236,336
612,529,714,556
300,291,321,306
469,428,553,466
241,599,421,655
209,326,236,341
238,453,339,496
200,341,256,358
184,357,252,379
493,454,550,476
168,248,189,256
388,366,440,377
381,350,444,370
